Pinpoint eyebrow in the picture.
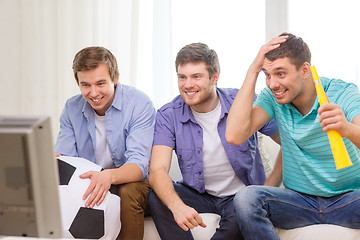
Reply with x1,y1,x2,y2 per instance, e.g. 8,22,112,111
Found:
261,66,287,72
177,72,203,76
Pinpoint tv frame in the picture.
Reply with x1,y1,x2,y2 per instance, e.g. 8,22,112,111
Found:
0,115,63,238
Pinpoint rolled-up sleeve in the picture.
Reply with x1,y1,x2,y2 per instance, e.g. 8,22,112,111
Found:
124,98,156,180
55,100,78,156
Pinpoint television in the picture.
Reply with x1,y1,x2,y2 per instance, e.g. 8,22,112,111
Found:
0,115,63,238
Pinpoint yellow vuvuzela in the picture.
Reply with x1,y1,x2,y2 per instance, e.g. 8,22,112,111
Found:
311,66,352,170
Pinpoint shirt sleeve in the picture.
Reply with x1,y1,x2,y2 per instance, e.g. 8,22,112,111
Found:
55,100,78,157
336,83,360,122
254,89,278,136
152,107,176,149
124,98,156,180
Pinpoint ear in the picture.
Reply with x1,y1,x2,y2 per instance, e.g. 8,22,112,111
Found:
302,62,311,79
211,72,219,85
114,74,120,85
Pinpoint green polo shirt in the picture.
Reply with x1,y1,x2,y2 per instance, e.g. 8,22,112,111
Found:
255,77,360,197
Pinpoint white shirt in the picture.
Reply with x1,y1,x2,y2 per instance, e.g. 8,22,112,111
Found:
94,112,115,169
191,101,245,197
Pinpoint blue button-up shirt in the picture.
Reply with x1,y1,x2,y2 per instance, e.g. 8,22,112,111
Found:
55,84,156,180
153,88,278,193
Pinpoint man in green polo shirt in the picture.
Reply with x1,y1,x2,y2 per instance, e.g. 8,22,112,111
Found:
226,33,360,240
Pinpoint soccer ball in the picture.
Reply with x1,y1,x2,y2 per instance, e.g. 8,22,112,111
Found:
57,156,121,240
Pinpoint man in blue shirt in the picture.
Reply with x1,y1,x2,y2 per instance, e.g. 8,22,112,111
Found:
148,43,281,240
226,33,360,240
56,46,156,240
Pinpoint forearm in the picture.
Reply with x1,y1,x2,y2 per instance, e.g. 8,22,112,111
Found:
226,70,259,145
264,148,283,187
345,118,360,149
105,163,143,185
149,169,184,212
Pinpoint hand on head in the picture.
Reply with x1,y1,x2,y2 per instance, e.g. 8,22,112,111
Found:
249,35,288,74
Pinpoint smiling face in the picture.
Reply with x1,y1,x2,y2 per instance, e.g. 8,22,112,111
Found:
78,63,119,116
177,62,219,113
263,57,307,106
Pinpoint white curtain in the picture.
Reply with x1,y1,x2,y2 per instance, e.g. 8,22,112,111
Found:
1,0,359,143
0,0,145,140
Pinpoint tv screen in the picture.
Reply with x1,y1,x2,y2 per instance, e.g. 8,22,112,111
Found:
0,115,63,238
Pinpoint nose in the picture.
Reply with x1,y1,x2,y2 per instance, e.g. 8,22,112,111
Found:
89,86,98,97
268,77,280,90
184,78,195,89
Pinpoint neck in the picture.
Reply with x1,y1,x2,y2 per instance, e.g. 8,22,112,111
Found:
292,77,317,116
191,89,219,113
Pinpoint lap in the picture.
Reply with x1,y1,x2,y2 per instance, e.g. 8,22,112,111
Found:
235,186,360,229
173,183,235,216
118,180,151,215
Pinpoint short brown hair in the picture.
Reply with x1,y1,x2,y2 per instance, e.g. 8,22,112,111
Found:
265,33,311,69
175,43,220,78
72,46,119,84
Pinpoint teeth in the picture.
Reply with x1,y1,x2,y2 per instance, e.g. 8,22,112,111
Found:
186,91,196,96
91,98,101,102
274,90,285,96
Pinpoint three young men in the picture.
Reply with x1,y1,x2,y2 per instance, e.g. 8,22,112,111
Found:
226,33,360,239
56,46,155,240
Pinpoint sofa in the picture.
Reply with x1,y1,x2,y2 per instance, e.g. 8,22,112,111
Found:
143,134,360,240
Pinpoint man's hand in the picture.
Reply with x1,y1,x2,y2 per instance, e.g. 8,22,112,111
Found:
80,170,112,208
318,103,350,137
171,204,206,231
249,35,288,74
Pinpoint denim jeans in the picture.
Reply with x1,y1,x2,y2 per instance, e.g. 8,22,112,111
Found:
149,183,243,240
233,185,360,240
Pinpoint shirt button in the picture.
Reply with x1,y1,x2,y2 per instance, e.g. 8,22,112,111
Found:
197,150,200,154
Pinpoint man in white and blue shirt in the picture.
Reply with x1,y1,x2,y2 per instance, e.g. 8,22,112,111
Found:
226,33,360,240
56,46,155,240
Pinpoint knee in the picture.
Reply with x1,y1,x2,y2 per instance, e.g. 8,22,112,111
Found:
233,185,263,217
118,182,150,208
148,190,162,211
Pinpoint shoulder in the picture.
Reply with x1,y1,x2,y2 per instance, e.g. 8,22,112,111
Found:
120,84,152,103
323,77,358,91
217,88,239,100
158,95,184,113
323,78,360,100
64,94,86,110
116,85,155,114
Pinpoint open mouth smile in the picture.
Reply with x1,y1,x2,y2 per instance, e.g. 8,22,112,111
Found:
273,90,286,97
90,97,104,103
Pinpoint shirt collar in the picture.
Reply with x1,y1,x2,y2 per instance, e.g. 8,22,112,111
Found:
283,77,330,115
82,84,122,118
179,88,231,123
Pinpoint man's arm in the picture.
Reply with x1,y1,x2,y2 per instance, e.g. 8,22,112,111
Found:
55,103,78,156
319,104,360,149
81,163,143,208
226,36,288,145
149,145,206,231
84,97,156,208
264,148,283,187
263,131,283,187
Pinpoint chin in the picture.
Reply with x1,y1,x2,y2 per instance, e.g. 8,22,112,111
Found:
274,98,288,105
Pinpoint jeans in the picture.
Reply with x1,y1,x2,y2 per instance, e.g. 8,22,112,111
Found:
149,183,243,240
117,180,151,240
233,185,360,240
